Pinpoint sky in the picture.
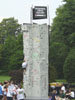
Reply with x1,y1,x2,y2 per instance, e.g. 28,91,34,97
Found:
0,0,64,25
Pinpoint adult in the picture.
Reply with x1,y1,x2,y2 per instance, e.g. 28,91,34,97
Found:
22,59,28,70
17,84,26,100
2,81,8,100
0,83,3,100
59,90,65,98
51,90,57,100
13,84,18,100
61,84,66,93
66,89,75,99
6,81,14,100
70,90,75,99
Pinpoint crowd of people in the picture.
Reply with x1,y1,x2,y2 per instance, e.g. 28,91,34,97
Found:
49,84,75,100
0,80,75,100
0,81,26,100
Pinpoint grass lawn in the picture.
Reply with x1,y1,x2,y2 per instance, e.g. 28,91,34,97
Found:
0,75,10,83
56,79,67,83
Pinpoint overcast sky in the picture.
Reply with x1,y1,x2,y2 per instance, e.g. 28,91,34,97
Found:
0,0,64,25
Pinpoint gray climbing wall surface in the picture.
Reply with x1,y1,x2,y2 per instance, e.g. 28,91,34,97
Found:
22,23,49,100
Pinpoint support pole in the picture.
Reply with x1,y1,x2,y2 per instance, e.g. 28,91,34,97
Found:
30,5,33,24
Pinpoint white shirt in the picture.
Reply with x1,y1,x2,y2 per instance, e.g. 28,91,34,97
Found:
2,85,7,95
61,86,66,93
70,91,74,98
17,88,25,100
13,85,18,95
22,62,28,69
7,85,14,97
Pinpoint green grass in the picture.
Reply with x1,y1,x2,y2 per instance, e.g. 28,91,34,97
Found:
56,79,75,85
0,75,11,83
55,79,67,83
70,99,75,100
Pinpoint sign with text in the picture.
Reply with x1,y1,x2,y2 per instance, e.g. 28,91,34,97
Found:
33,6,47,20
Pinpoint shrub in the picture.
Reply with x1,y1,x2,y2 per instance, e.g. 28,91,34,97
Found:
9,69,23,84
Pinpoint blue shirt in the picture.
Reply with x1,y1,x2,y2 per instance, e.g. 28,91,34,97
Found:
0,85,3,95
48,98,52,100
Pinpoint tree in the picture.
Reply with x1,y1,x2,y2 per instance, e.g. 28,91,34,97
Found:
49,65,57,82
51,0,75,47
1,36,17,71
0,44,4,71
50,0,75,79
8,34,23,71
63,48,75,83
0,17,23,73
2,34,23,72
0,17,21,44
50,42,68,78
0,44,3,61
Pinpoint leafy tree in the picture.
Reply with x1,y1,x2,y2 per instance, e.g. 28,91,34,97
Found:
2,34,23,72
50,42,68,78
0,17,21,44
8,34,23,70
50,0,75,79
1,36,17,71
63,48,75,83
51,0,75,47
0,17,23,73
0,44,4,71
49,65,57,82
0,44,3,61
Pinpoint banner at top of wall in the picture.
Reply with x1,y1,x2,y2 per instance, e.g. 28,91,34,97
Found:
33,6,47,20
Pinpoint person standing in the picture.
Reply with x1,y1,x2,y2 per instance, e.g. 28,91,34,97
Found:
6,81,13,100
2,81,9,100
0,83,3,100
61,84,66,93
17,84,26,100
51,90,57,100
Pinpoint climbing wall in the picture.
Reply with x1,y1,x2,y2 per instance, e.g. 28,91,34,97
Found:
22,23,49,99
